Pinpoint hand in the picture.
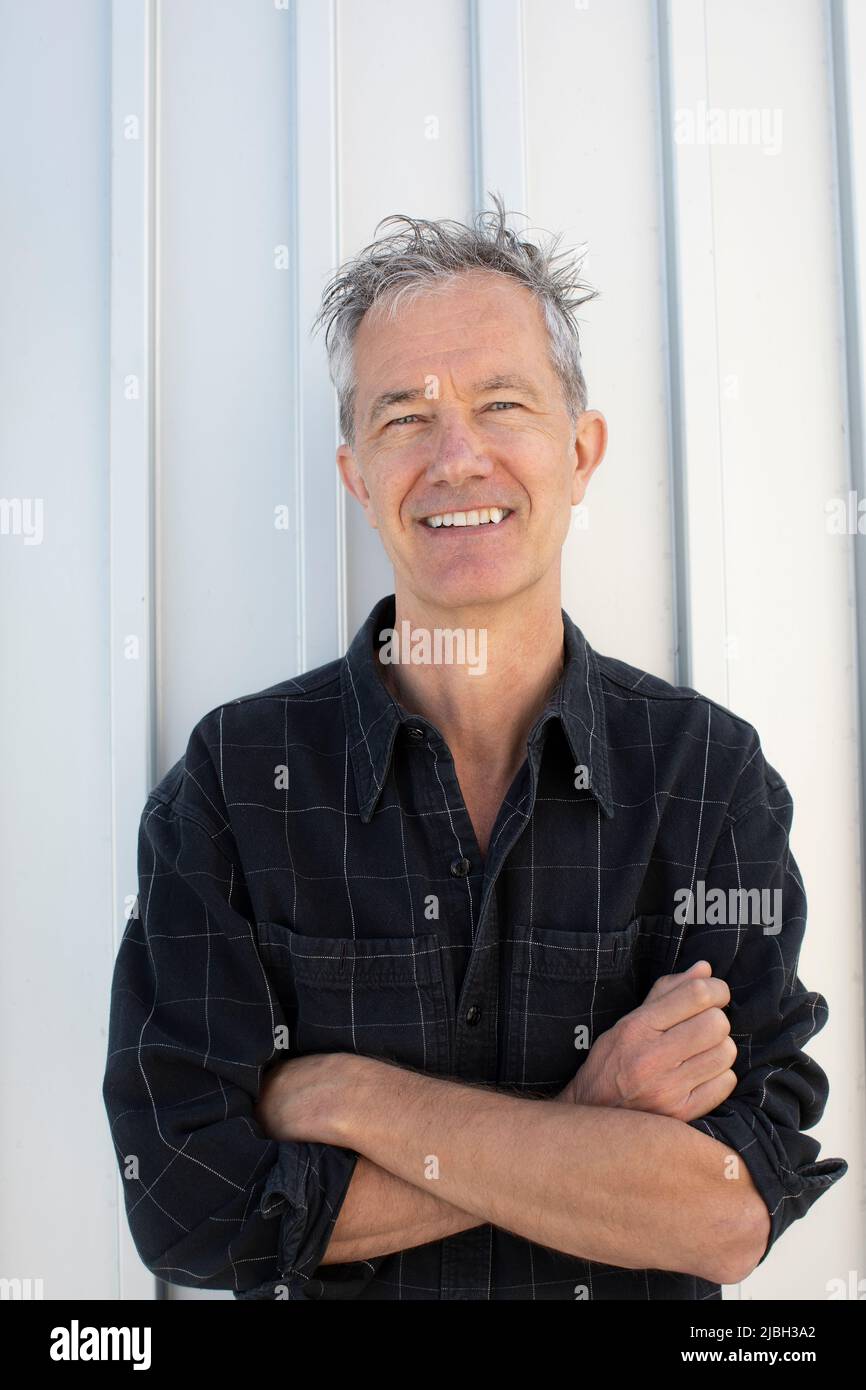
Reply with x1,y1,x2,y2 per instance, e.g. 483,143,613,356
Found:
556,960,738,1123
253,1051,362,1145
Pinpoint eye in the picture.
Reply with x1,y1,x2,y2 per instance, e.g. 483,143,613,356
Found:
385,401,522,428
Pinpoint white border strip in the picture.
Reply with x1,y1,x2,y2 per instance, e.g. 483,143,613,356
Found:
293,0,344,668
108,0,159,1301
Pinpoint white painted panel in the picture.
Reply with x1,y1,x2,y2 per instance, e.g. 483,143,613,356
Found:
834,0,866,1199
0,0,120,1299
702,0,863,1299
157,0,300,771
524,0,675,678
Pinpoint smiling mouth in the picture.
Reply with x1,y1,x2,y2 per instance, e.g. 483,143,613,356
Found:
418,506,514,530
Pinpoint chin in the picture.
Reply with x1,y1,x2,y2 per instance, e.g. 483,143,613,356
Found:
413,573,525,611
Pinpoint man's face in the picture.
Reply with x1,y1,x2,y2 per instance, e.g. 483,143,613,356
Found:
337,269,606,612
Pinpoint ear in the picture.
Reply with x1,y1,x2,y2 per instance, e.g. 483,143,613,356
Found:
570,410,608,506
337,445,378,530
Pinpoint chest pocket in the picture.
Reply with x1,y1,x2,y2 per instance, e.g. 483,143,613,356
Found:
504,914,679,1091
256,923,451,1075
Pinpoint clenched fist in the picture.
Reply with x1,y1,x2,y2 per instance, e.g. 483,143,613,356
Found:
556,959,738,1123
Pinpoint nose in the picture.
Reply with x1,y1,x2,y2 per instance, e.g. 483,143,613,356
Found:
425,421,495,487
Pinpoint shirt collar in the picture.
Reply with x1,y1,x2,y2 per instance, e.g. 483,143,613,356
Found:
341,592,614,824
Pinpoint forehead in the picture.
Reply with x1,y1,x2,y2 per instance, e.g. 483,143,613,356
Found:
353,271,555,398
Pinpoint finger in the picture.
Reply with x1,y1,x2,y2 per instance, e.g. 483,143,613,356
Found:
655,1002,732,1061
646,1007,731,1078
645,959,712,1002
641,975,731,1033
678,1035,738,1088
680,1069,738,1122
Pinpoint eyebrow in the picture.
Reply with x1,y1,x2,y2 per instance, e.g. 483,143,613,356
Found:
366,373,543,428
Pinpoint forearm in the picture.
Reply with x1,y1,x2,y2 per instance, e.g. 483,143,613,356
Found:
327,1059,765,1284
320,1155,484,1264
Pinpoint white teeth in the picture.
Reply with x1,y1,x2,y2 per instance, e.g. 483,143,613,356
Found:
423,507,511,528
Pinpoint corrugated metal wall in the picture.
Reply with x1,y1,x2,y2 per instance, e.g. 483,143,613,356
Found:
1,0,862,1301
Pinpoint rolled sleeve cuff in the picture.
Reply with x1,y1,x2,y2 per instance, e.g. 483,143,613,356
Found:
689,1099,848,1267
237,1141,361,1299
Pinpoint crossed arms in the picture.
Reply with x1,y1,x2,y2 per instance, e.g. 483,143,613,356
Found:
106,790,841,1295
253,962,771,1286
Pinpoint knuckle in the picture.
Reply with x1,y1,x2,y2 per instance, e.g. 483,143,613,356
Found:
647,974,671,996
691,979,714,1009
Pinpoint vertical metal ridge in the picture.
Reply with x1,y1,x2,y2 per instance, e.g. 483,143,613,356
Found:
290,0,305,677
469,0,527,219
653,0,728,703
293,0,341,673
108,0,159,1301
331,0,347,657
828,0,866,1039
150,0,160,791
655,0,692,687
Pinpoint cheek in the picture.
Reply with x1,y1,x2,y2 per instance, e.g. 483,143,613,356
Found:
523,466,573,522
371,477,421,545
362,460,406,517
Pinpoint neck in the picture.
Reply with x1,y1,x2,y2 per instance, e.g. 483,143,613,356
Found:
380,577,566,778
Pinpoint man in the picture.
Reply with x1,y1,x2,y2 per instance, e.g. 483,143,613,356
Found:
103,196,846,1300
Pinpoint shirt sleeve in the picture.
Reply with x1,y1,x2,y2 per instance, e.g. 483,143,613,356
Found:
102,791,365,1299
681,769,848,1267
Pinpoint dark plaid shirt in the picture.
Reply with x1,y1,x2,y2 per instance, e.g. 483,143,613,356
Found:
103,592,847,1300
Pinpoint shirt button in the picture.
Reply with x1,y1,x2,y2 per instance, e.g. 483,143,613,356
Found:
465,1005,482,1026
303,1279,324,1299
406,725,425,741
450,856,471,877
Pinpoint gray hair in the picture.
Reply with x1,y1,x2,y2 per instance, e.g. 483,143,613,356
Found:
311,191,598,449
